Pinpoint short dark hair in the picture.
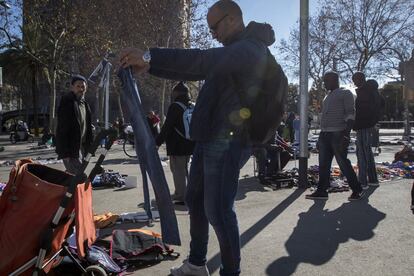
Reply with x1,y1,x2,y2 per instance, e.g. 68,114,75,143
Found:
352,71,365,80
324,71,339,80
71,74,87,85
211,0,242,17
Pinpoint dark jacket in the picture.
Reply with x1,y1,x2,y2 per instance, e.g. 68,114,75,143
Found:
353,82,378,130
155,94,195,156
148,21,275,143
55,91,93,159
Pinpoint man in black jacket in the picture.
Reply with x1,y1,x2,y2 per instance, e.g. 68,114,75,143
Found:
56,75,93,174
156,82,195,205
352,72,379,189
119,1,276,275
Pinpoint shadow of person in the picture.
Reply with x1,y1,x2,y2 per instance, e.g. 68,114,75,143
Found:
266,193,386,276
236,176,270,201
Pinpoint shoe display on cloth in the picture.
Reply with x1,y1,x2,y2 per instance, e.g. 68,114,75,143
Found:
170,259,210,276
348,191,365,201
368,182,380,187
305,190,328,200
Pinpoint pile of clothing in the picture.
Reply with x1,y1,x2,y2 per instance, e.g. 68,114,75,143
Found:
92,170,127,189
377,161,414,180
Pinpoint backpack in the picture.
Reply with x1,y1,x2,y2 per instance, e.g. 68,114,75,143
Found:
367,79,384,124
110,229,179,266
174,101,195,140
239,48,288,145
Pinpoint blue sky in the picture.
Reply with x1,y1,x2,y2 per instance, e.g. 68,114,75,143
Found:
208,0,319,49
236,1,318,46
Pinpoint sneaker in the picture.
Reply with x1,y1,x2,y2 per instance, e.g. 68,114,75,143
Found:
361,184,369,190
348,191,365,201
305,190,328,200
170,259,210,276
368,182,380,187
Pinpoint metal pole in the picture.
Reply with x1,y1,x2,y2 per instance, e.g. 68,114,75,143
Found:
160,36,171,124
104,62,112,129
298,0,309,188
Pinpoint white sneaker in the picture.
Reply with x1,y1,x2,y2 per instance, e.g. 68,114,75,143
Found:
170,259,210,276
368,182,380,187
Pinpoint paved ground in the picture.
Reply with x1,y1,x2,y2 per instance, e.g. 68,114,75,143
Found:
0,134,413,276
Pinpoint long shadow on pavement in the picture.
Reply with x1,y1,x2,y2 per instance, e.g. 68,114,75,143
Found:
236,176,269,201
265,187,386,276
207,188,306,274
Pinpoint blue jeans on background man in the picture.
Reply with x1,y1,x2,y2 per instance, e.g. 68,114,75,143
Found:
356,127,378,185
185,138,251,276
317,132,362,192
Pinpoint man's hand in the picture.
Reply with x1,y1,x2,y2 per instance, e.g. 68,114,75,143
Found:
118,48,150,75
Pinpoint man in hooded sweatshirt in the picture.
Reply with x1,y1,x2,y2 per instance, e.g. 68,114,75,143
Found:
156,82,195,205
119,1,276,275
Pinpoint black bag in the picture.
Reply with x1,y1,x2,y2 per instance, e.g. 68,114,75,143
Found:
242,49,288,145
110,229,179,266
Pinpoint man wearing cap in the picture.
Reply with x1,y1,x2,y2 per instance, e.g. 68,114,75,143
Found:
56,75,93,174
156,82,195,205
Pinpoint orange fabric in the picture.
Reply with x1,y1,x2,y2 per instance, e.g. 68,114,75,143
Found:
75,182,96,258
94,212,119,229
127,228,162,238
0,161,74,275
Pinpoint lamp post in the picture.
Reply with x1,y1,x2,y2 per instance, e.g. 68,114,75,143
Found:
298,0,309,188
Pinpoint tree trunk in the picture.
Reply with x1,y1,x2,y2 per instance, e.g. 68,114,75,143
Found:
47,68,57,134
31,65,39,136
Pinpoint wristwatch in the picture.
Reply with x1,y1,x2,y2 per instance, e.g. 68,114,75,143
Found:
142,51,151,64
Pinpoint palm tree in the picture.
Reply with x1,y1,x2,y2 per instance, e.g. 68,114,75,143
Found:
0,22,49,136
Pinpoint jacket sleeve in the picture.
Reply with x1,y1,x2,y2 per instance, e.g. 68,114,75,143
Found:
56,96,73,155
343,91,355,122
155,104,182,147
149,41,263,81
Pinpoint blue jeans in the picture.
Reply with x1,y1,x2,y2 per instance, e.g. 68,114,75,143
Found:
356,128,378,185
317,132,362,192
186,138,251,276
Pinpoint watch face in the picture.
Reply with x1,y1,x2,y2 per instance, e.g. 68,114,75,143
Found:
143,52,151,63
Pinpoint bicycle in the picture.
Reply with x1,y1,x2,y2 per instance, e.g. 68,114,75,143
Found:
122,126,138,159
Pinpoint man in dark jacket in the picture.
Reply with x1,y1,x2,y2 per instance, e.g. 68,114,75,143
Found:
156,82,195,205
352,72,379,189
119,1,275,275
56,75,93,174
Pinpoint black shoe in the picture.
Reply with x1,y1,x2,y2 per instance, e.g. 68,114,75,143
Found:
348,190,365,201
305,190,328,200
173,200,185,205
